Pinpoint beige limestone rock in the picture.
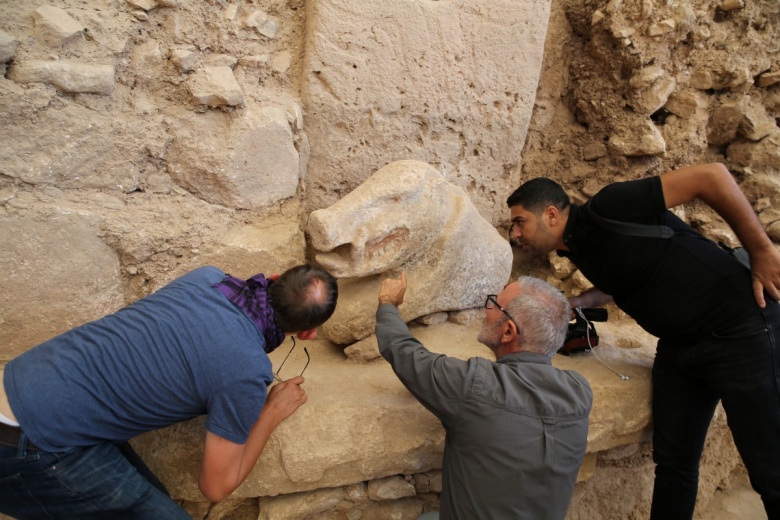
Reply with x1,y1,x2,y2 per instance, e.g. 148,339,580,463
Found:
447,309,482,326
628,65,665,90
414,312,449,326
170,48,197,71
198,219,306,280
257,487,347,520
132,317,657,501
34,5,84,47
187,66,244,106
707,97,747,145
757,70,780,88
607,119,666,156
8,60,115,94
308,160,512,344
727,130,780,172
343,335,381,362
302,0,551,225
166,104,299,209
367,476,416,500
0,214,123,359
631,75,676,115
740,100,776,142
0,94,144,188
647,19,675,37
126,0,157,11
0,29,17,62
664,90,704,119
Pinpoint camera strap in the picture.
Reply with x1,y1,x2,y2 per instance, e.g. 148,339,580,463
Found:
584,200,750,270
584,200,675,238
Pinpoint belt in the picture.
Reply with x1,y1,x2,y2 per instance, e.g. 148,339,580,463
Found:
0,422,39,451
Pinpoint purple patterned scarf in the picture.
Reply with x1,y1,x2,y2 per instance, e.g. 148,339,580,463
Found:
213,273,285,353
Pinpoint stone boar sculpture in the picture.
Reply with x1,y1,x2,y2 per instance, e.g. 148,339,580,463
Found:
308,160,512,345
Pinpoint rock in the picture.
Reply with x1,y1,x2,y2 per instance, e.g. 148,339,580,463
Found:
664,90,704,119
271,51,292,74
628,65,665,90
187,66,244,106
257,487,347,520
0,30,17,62
719,0,744,11
415,312,449,326
0,214,124,359
607,118,666,156
308,160,513,344
727,130,780,173
126,0,157,11
245,10,278,38
166,105,299,209
238,54,269,68
647,19,675,37
690,69,713,90
34,5,85,47
631,75,676,115
170,48,197,71
757,70,780,88
448,309,482,326
707,97,747,145
343,335,381,362
367,476,416,501
302,0,550,224
740,100,776,141
549,254,576,279
203,54,238,68
582,141,608,161
8,60,115,95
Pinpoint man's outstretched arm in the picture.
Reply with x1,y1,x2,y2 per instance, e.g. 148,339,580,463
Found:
198,376,307,502
660,162,780,306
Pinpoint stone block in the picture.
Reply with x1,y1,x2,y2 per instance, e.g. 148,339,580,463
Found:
607,118,666,156
8,60,115,94
188,66,244,106
302,0,552,224
0,214,123,359
166,104,299,209
34,5,84,47
367,476,416,501
132,316,657,500
0,30,17,63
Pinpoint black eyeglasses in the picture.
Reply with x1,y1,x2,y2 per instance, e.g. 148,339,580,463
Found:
273,336,310,383
485,295,520,332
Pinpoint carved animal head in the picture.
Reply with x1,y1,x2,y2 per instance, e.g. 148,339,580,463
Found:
308,160,459,277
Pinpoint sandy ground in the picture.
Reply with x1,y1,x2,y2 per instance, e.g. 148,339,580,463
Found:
701,468,767,520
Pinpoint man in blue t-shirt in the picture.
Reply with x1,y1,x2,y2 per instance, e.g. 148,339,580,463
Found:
506,163,780,520
0,264,338,519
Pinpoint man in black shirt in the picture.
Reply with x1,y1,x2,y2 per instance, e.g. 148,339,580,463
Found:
506,163,780,520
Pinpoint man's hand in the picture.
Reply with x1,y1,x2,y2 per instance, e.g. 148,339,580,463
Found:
749,247,780,307
265,375,308,422
199,375,307,502
378,272,407,307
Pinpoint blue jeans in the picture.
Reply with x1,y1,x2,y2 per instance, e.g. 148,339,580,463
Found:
650,300,780,520
0,438,191,519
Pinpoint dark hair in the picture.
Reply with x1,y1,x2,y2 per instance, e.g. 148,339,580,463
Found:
506,178,570,214
269,265,338,332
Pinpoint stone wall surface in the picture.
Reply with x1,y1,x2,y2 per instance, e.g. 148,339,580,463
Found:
1,0,778,518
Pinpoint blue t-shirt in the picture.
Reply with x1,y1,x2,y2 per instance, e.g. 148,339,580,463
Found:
5,266,273,452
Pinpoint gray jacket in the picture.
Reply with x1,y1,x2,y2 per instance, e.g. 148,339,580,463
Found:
376,304,593,520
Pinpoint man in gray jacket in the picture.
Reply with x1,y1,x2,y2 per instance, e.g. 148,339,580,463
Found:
376,272,593,520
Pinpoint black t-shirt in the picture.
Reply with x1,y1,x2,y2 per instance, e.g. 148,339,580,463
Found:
559,176,758,342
